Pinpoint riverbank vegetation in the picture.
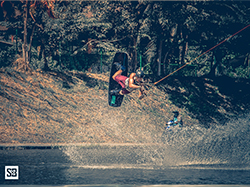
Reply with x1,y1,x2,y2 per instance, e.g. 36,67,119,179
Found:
1,1,250,77
1,1,250,143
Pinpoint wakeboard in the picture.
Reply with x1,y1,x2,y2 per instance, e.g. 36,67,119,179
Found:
108,52,128,107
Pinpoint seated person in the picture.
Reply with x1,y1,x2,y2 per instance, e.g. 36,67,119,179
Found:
166,111,183,130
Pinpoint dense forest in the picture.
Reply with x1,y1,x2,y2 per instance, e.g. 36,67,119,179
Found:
1,0,250,79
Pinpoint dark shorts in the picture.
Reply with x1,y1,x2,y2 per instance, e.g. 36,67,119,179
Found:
114,75,131,95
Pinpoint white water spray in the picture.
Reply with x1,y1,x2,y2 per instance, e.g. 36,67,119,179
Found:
62,114,250,169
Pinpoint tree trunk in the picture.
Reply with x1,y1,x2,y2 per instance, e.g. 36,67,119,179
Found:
185,35,189,56
247,53,250,77
133,37,138,71
178,25,183,64
157,39,162,76
209,50,222,77
43,47,49,71
180,35,188,65
87,38,92,54
163,50,169,75
23,0,28,63
209,55,216,77
28,24,35,62
179,45,183,64
165,40,174,75
41,40,49,71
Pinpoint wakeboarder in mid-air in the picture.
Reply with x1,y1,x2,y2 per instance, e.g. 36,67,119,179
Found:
111,63,146,100
108,52,146,107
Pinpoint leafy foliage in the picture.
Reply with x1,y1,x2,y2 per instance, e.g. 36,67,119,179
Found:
0,1,250,77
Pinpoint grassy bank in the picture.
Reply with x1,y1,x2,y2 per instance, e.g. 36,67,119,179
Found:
1,66,249,144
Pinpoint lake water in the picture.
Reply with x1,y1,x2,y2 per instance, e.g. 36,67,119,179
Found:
1,116,250,185
0,147,249,185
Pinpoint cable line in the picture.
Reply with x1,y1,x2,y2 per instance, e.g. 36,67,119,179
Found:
154,23,250,85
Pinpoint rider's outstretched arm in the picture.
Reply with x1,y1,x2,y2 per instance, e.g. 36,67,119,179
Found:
128,73,141,89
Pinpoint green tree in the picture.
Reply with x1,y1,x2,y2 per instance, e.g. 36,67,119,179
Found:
0,0,57,70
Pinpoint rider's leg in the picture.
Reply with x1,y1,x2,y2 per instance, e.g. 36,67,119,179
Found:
112,70,123,81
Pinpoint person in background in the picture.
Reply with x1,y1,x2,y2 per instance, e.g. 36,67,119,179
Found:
166,111,183,130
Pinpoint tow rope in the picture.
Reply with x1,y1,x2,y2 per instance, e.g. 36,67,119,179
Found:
154,23,250,85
